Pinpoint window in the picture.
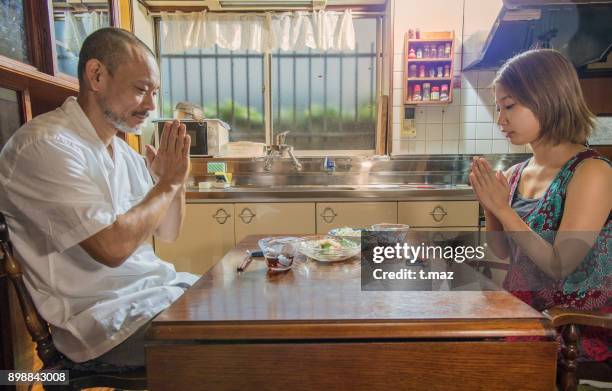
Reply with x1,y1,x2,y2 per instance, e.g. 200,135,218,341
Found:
156,15,381,152
272,17,379,150
0,87,22,152
0,0,30,64
52,0,111,77
159,45,266,143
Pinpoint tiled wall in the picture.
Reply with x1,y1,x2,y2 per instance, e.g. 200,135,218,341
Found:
391,0,530,155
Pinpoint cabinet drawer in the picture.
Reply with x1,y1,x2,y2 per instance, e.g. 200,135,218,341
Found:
316,202,397,234
235,203,315,243
398,201,479,227
155,204,235,275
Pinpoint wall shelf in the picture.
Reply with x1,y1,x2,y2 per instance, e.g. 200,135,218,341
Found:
404,31,455,105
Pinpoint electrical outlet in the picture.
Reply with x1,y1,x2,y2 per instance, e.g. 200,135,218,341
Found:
401,107,417,138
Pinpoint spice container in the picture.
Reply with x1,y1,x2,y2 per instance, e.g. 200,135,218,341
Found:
437,66,444,78
423,45,430,58
416,47,423,59
409,64,417,77
444,42,451,58
412,84,422,101
428,67,436,78
444,64,450,78
415,28,420,39
440,84,449,101
437,45,445,58
418,65,426,78
408,29,414,39
408,48,416,59
422,83,431,101
431,86,440,101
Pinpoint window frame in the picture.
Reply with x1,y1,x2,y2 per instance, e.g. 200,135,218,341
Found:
153,12,385,156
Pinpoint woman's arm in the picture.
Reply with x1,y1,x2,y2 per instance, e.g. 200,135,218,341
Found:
473,157,611,279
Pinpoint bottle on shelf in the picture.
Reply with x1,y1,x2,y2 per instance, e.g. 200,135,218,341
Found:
412,84,422,101
422,83,431,101
440,84,449,101
431,86,440,101
418,65,426,78
409,64,417,78
408,48,416,59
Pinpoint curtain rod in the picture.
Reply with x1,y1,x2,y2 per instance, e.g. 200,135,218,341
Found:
147,11,385,17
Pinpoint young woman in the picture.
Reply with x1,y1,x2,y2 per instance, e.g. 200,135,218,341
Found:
469,49,611,363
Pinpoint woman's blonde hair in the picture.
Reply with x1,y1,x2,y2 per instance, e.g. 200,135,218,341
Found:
493,49,595,145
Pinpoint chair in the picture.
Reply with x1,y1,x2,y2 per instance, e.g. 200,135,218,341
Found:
543,307,612,391
0,212,147,391
475,259,612,391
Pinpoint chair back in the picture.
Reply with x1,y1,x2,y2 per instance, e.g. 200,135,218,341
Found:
0,212,64,369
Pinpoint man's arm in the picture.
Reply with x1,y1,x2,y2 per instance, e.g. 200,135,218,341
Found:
80,120,191,267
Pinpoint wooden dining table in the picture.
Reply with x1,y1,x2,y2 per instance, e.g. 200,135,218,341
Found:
145,235,558,391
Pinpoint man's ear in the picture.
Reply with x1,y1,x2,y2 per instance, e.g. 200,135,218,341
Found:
84,59,109,92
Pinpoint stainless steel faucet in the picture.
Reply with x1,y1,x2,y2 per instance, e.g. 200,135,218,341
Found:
264,131,303,172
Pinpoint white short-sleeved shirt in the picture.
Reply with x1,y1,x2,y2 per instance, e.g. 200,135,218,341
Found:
0,97,198,363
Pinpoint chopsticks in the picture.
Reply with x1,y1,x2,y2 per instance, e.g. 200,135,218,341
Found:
237,251,253,272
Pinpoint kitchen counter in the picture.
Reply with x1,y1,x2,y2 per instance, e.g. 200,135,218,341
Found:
186,184,476,202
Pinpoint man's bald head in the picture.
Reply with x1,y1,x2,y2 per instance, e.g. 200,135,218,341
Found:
77,27,155,86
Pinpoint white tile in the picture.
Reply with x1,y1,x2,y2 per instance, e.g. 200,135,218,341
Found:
491,140,509,154
393,71,404,88
415,107,427,124
475,139,492,154
459,139,475,154
492,124,506,140
462,53,479,69
414,123,427,140
426,106,444,123
461,105,477,123
400,140,427,154
509,143,527,153
477,88,495,106
442,140,459,154
426,140,442,154
392,88,403,105
393,53,404,72
461,72,478,89
461,122,476,139
443,123,460,140
426,123,443,140
475,122,492,139
414,141,426,154
460,88,479,106
393,106,402,124
449,88,462,106
476,105,494,123
443,106,461,123
477,71,497,88
392,122,401,139
391,139,401,155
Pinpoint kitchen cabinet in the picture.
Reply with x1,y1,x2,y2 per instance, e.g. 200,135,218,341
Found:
316,202,397,234
398,201,479,228
155,204,235,275
235,203,315,243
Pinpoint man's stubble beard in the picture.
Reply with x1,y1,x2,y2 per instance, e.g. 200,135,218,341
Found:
96,93,143,135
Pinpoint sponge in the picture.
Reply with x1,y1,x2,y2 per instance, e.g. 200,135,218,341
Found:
207,162,227,173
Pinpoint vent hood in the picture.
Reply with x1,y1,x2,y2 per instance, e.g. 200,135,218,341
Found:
464,0,612,73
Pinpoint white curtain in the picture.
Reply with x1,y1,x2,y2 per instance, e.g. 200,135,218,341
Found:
62,11,109,54
160,10,355,54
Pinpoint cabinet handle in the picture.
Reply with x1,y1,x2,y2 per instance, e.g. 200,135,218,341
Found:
429,205,448,223
239,207,256,224
320,207,337,224
212,208,231,225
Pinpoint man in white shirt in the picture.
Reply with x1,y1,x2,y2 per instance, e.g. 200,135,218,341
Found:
0,27,198,367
